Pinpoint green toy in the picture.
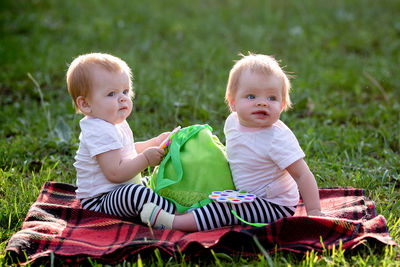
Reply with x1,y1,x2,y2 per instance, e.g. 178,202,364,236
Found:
150,124,235,213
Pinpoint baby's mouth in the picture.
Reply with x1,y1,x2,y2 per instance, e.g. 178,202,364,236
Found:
253,110,268,116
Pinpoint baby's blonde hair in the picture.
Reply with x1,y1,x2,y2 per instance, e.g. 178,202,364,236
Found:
66,53,134,113
225,53,292,111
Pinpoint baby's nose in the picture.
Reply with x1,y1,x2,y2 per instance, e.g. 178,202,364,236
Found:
119,95,127,102
256,101,267,106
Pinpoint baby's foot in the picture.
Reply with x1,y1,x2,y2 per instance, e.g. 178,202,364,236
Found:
140,203,174,229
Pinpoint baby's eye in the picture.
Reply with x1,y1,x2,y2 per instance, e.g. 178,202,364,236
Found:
267,96,277,101
246,95,255,100
123,89,129,95
107,92,115,97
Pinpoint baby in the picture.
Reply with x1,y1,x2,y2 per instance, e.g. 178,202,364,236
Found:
140,53,323,231
67,53,175,220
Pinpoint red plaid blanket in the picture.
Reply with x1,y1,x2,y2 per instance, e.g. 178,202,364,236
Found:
6,182,396,265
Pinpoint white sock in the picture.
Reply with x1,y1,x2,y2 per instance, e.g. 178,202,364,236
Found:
140,203,175,229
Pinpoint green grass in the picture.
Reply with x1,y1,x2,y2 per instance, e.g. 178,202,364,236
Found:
1,0,399,265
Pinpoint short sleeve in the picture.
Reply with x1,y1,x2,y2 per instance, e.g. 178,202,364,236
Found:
224,113,237,136
269,122,305,170
80,118,123,157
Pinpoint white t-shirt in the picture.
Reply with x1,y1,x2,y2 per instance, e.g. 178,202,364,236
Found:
224,112,305,206
74,117,141,199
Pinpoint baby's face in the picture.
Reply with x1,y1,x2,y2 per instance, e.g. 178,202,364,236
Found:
85,66,133,125
229,69,284,128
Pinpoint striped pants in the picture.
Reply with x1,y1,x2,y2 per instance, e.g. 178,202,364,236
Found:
81,180,295,231
80,180,176,220
192,198,296,231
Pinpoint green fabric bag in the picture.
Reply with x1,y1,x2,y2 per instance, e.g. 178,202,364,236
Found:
150,124,235,213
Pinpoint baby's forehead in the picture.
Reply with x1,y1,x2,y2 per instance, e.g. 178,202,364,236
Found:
239,68,283,83
88,64,129,79
239,70,283,89
242,85,283,94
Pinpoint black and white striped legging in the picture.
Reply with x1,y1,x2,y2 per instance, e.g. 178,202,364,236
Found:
80,181,176,220
192,198,296,231
81,180,295,230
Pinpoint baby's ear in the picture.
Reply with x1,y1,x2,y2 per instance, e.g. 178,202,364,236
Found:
281,100,285,111
227,95,236,111
76,96,91,114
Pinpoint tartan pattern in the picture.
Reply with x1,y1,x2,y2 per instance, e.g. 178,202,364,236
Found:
6,182,397,265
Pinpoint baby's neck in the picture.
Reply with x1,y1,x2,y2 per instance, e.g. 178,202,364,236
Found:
237,123,266,132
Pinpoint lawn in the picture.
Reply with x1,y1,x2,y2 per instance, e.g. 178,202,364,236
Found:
1,0,399,265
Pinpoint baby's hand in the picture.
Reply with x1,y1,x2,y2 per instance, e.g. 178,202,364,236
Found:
142,147,165,166
307,209,326,217
156,132,171,147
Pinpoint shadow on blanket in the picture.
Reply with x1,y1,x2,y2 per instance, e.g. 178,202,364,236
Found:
6,182,397,265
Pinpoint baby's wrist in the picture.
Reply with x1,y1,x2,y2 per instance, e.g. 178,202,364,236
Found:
307,208,320,213
142,152,150,166
307,209,324,216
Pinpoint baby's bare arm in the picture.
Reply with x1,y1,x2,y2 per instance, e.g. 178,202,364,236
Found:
287,159,324,216
96,147,164,183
